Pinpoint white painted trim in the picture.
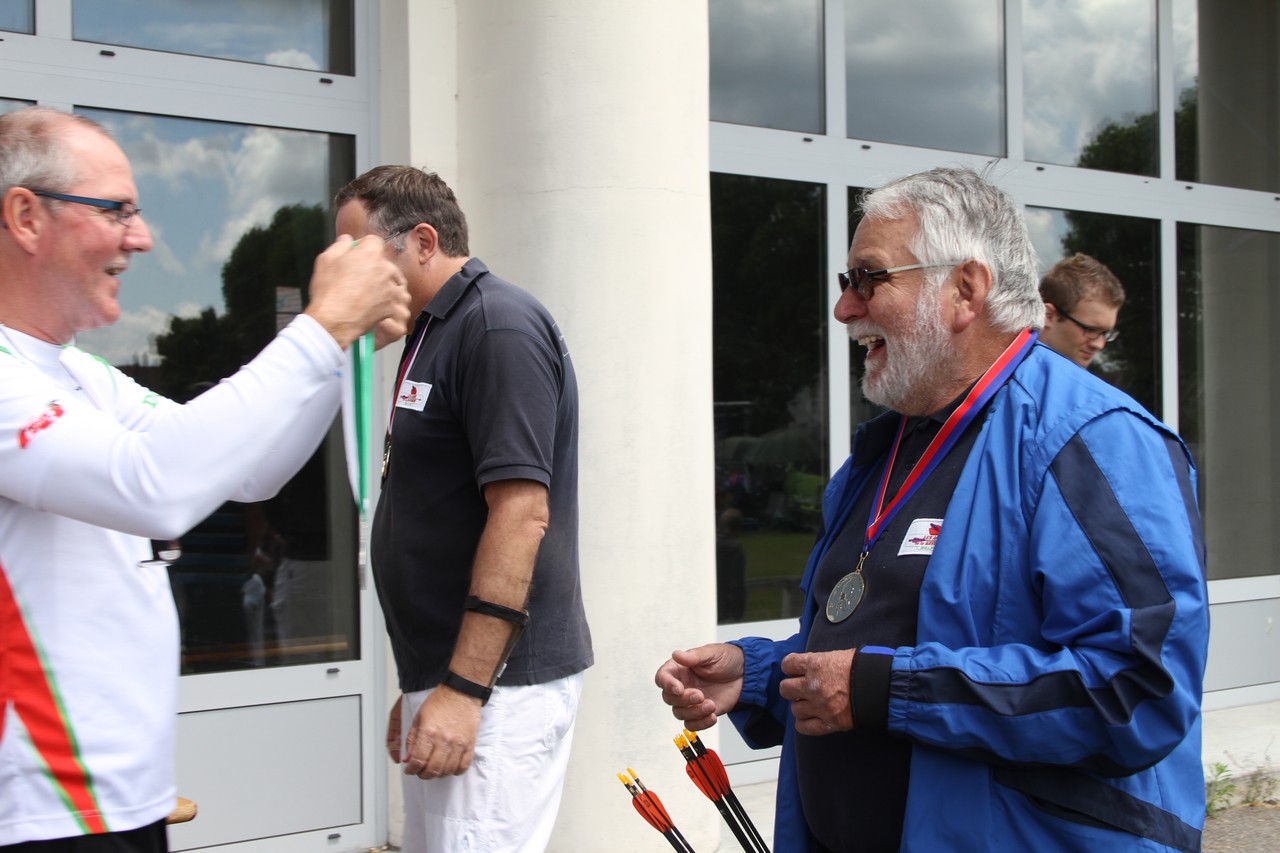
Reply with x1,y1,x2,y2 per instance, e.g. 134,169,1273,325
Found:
1204,683,1280,712
1160,217,1181,423
1003,0,1024,161
1208,575,1280,605
726,755,782,787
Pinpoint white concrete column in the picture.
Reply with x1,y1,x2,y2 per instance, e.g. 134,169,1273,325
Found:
389,1,718,850
375,4,462,847
452,4,717,849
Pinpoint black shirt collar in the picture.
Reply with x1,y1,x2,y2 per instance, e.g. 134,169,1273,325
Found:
423,256,488,321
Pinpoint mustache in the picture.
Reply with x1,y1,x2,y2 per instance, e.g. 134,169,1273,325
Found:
845,323,884,342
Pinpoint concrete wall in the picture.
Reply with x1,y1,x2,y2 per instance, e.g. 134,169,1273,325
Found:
378,2,718,849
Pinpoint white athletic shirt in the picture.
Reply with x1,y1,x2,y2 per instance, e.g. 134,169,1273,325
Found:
0,315,343,844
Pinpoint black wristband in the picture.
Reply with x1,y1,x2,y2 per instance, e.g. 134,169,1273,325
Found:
850,647,893,731
441,670,492,705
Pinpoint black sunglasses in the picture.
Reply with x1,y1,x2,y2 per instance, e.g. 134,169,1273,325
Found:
837,262,962,301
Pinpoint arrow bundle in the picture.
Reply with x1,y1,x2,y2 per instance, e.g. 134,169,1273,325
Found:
674,729,770,853
617,767,696,852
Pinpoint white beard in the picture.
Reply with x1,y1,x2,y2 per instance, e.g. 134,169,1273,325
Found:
858,296,954,414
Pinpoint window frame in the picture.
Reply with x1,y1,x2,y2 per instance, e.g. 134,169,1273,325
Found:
1,2,391,849
710,0,1280,723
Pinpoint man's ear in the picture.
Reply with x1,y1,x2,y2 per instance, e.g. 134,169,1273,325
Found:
407,222,441,262
950,259,991,332
1,187,44,253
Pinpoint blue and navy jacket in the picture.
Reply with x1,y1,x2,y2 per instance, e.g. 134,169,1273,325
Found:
730,343,1209,852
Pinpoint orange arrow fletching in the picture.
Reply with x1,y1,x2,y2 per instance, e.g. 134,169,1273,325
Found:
683,761,720,800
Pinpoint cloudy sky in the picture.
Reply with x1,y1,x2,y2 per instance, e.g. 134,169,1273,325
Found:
1025,206,1071,272
711,0,1197,167
710,0,824,133
75,111,335,365
70,0,331,72
1023,0,1159,166
845,2,1004,156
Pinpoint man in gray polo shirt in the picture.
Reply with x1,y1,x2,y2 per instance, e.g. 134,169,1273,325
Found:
335,166,593,853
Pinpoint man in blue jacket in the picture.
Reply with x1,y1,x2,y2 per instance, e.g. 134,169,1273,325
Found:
656,166,1208,852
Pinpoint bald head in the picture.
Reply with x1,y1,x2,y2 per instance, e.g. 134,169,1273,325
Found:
0,107,113,199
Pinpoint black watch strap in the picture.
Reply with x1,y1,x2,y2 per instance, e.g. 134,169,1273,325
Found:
441,670,492,705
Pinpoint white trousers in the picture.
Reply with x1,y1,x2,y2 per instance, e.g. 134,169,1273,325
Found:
398,672,584,853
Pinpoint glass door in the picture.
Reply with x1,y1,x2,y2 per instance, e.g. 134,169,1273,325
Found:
2,3,386,849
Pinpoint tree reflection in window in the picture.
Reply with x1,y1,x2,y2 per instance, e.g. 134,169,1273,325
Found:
150,205,357,674
712,173,827,624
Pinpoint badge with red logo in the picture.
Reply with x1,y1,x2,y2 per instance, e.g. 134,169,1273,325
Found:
898,518,943,556
395,380,431,412
18,401,66,448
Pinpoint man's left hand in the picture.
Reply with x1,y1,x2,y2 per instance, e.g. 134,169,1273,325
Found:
780,649,856,735
400,686,483,779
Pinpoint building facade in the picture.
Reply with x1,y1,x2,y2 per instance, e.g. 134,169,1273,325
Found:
1,1,1275,850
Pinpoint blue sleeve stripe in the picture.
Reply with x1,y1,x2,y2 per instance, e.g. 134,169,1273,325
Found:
993,766,1202,851
904,433,1178,748
1051,433,1172,609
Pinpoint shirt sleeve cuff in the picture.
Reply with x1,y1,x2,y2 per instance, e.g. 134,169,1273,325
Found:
851,645,894,731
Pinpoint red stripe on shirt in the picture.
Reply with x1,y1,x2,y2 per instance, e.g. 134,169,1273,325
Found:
0,562,108,834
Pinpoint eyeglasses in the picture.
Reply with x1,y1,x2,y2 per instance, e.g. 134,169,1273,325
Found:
382,224,416,243
1056,307,1119,342
837,263,959,301
32,190,142,226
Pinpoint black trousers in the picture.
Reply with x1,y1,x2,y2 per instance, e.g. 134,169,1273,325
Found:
0,821,167,853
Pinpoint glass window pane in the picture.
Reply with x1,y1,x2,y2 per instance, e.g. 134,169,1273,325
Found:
1023,0,1157,176
0,0,33,33
709,0,824,133
72,0,354,74
1177,223,1279,581
1173,0,1280,192
0,98,35,115
75,108,359,673
845,0,1004,155
713,174,827,625
1025,206,1160,415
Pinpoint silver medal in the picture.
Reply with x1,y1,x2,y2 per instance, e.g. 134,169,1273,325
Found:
826,571,865,623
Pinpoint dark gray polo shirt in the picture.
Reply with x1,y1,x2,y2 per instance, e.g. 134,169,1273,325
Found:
371,258,593,692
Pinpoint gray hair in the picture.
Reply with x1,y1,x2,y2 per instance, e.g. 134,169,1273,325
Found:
859,166,1044,332
0,106,110,198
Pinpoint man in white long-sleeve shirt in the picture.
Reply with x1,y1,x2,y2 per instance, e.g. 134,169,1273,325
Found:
0,106,411,852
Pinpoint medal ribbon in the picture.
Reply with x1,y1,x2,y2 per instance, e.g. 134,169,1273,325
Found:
863,328,1037,550
381,315,430,484
386,315,430,440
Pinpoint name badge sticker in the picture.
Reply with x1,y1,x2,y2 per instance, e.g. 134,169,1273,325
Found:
395,380,431,411
898,518,942,556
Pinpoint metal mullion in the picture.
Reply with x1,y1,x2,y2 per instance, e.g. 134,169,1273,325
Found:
1003,0,1025,163
34,0,71,39
827,180,852,474
823,0,846,142
1156,0,1177,182
1159,217,1180,429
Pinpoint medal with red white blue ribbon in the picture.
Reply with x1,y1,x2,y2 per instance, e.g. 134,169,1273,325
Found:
826,328,1037,623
